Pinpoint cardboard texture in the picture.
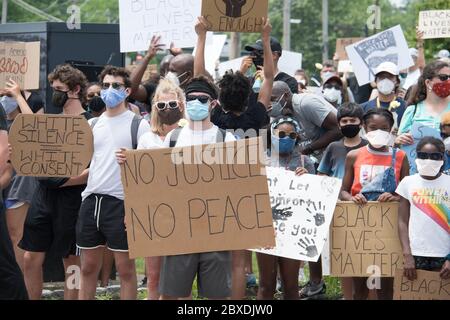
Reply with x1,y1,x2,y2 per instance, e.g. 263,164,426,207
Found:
330,202,403,277
418,10,450,39
336,38,363,61
394,269,450,300
202,0,269,33
0,41,40,90
9,114,94,177
121,137,275,258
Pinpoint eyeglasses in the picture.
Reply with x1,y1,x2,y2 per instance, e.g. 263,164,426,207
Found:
417,152,444,161
275,131,298,139
101,82,125,90
154,100,179,110
435,74,450,82
186,95,210,104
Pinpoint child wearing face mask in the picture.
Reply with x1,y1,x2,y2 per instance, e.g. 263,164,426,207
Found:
256,116,314,300
397,137,450,282
340,108,410,300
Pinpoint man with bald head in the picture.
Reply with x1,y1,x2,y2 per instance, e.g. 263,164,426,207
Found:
159,54,174,77
165,53,194,89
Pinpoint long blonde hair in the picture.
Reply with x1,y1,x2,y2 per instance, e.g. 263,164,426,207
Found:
150,79,185,136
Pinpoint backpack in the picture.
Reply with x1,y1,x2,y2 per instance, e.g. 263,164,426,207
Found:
90,114,142,150
169,127,227,148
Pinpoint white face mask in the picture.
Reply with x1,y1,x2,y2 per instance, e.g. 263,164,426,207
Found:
0,96,18,114
321,71,335,81
323,88,342,105
165,72,180,86
377,79,396,95
366,129,392,148
415,159,443,177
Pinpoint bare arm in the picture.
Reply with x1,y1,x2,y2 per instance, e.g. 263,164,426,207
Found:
5,80,35,114
0,131,8,178
340,151,356,201
307,112,342,152
416,27,426,72
398,196,417,280
129,36,164,102
60,169,89,188
0,163,13,189
257,18,274,109
194,17,208,77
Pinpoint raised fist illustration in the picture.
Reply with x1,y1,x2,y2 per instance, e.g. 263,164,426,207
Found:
223,0,247,18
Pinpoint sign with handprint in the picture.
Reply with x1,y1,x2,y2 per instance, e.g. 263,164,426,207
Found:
330,202,403,277
252,167,342,262
202,0,269,32
346,25,413,86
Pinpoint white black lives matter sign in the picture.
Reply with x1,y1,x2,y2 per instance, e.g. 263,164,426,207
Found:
119,0,201,52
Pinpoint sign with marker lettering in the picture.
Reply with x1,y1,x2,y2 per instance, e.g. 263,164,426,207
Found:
330,202,403,277
119,0,202,52
418,10,450,39
9,114,93,177
253,168,342,262
0,41,40,90
336,38,363,61
202,0,269,33
346,25,413,86
121,137,275,258
394,269,450,300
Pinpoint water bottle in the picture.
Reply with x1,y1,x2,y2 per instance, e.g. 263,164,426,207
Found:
252,76,262,93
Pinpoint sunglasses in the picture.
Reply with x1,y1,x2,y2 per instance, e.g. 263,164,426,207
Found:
186,95,210,104
101,82,125,90
435,74,450,82
275,131,298,139
154,100,179,110
417,152,444,161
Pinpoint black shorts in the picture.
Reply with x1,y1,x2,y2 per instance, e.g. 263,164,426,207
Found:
19,185,84,258
76,194,128,252
414,256,446,271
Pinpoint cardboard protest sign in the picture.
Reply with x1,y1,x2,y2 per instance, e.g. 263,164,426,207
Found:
394,269,450,300
121,137,275,258
336,38,363,61
119,0,202,52
193,33,227,76
253,168,342,262
401,123,441,175
9,114,93,177
418,10,450,39
330,202,403,277
346,25,414,86
202,0,269,33
0,41,40,90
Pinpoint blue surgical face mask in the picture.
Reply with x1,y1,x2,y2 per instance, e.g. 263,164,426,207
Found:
1,96,18,114
100,88,127,109
186,99,210,121
271,135,296,154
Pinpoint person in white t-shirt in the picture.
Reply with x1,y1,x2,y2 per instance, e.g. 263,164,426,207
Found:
397,137,450,281
116,79,186,300
77,66,150,300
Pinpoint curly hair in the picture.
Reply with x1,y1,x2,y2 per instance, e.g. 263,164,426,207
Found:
217,71,251,113
416,136,445,154
413,60,449,104
48,64,87,104
99,65,131,88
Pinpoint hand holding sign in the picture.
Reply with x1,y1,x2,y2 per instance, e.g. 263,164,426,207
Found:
261,17,272,41
4,79,22,99
195,16,209,37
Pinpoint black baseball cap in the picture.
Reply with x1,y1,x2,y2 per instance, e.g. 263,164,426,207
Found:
245,37,282,56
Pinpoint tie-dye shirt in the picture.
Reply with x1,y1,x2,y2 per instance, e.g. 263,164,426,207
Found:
396,174,450,257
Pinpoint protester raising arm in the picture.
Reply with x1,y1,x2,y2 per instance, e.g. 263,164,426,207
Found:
4,79,35,114
416,27,426,73
257,18,274,109
194,16,209,78
129,35,164,102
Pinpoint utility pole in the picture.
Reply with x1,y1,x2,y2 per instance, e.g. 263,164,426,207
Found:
1,0,7,24
283,0,291,51
229,32,241,60
322,0,329,62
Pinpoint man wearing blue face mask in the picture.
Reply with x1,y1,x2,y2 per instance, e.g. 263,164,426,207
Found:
77,66,150,300
159,76,236,300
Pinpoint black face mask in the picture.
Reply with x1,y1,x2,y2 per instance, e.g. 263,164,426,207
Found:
158,108,182,125
87,96,106,113
253,55,264,68
340,124,361,138
52,90,69,108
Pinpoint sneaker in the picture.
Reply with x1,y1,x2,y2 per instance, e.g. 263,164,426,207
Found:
276,277,283,293
298,268,306,285
246,273,257,288
299,280,326,299
141,276,148,286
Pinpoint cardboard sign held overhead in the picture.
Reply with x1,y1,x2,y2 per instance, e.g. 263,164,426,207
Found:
330,202,403,277
394,269,450,300
9,114,94,178
0,41,40,90
202,0,269,33
418,10,450,39
121,137,275,259
336,38,363,61
346,25,414,86
119,0,202,52
253,168,342,262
